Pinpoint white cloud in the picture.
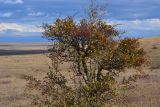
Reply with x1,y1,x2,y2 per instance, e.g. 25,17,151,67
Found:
0,0,24,4
26,8,44,17
28,12,44,17
109,18,160,30
0,18,160,37
0,12,13,18
0,23,43,33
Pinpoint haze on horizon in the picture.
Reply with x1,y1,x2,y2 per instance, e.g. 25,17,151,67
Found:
0,0,160,42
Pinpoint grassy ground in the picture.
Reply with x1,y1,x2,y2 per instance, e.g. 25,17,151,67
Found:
0,37,159,107
0,54,50,107
123,37,160,107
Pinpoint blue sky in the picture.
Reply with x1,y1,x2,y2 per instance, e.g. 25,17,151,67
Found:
0,0,160,42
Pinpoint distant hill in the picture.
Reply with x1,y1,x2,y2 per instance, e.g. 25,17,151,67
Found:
0,42,51,56
0,37,159,67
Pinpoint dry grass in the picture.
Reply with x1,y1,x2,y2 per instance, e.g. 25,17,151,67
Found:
122,37,160,107
0,54,50,107
0,37,159,107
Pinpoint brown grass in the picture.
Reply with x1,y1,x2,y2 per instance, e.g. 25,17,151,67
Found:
0,37,159,107
0,54,50,107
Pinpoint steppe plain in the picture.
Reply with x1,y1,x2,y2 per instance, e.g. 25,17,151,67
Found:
0,37,159,107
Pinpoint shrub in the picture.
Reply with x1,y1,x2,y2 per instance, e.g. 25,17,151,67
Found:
152,45,158,49
25,0,146,107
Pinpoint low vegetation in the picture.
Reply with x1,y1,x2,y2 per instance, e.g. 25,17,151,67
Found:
25,0,147,107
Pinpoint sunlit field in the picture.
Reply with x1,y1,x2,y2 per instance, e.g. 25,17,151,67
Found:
0,37,159,107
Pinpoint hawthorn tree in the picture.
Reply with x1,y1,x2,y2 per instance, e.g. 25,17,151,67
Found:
26,0,146,107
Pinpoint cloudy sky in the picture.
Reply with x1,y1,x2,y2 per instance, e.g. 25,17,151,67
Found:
0,0,160,42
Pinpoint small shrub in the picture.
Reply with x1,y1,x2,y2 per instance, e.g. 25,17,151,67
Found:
152,45,158,49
